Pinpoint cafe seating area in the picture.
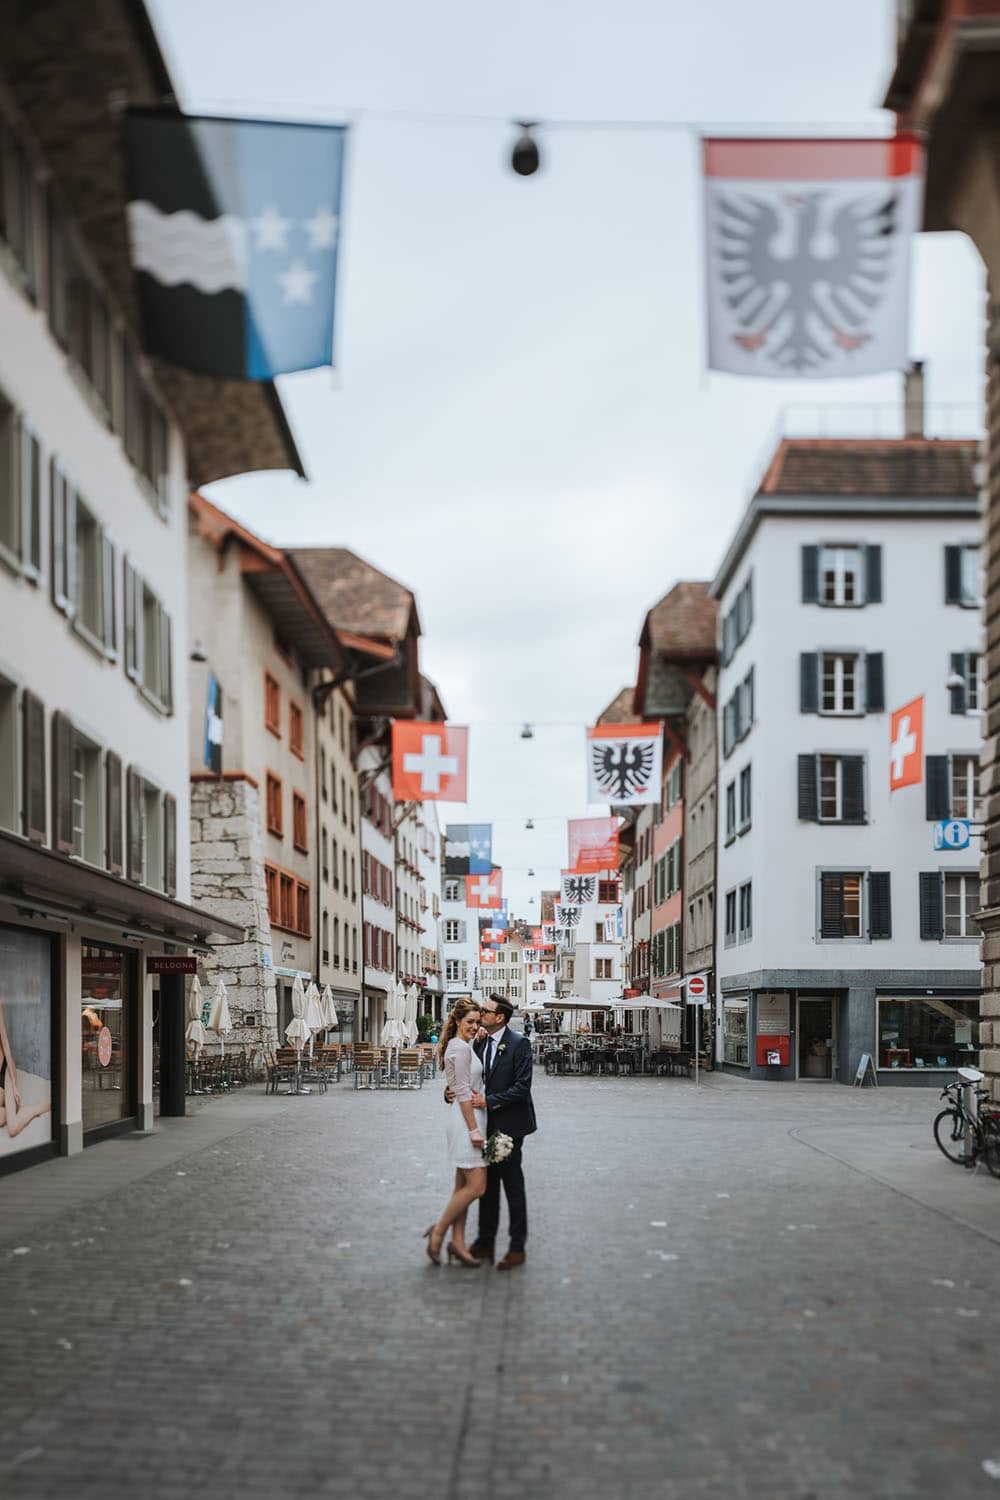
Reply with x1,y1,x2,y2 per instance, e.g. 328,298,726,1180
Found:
539,1034,710,1078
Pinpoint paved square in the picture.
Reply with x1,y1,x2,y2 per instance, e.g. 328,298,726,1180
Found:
2,1072,999,1499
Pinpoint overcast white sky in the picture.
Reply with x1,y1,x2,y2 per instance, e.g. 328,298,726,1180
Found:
150,0,985,917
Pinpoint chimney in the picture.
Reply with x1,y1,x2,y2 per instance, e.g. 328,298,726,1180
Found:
904,360,925,438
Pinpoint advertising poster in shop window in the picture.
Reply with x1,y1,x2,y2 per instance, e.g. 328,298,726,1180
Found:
0,924,53,1161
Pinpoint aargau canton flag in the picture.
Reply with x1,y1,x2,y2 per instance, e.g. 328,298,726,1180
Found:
122,110,346,379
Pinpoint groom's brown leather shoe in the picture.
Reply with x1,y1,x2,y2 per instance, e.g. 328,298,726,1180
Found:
497,1250,526,1271
469,1243,494,1263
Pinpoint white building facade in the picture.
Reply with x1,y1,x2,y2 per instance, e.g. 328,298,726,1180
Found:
360,752,396,1042
712,436,982,1085
441,875,482,1005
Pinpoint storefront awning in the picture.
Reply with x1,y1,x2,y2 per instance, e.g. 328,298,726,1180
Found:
0,831,243,949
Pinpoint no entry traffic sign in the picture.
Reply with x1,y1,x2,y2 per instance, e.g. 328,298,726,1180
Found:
684,973,709,1005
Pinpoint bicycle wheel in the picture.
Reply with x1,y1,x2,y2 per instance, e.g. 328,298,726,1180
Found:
933,1108,969,1165
981,1117,1000,1180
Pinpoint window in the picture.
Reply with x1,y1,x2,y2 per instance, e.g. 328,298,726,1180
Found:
444,879,461,902
296,882,311,937
280,871,295,929
122,344,170,514
819,870,891,940
665,758,683,809
877,995,979,1071
738,765,751,833
123,561,171,712
322,910,329,965
51,712,102,866
292,791,308,852
654,855,665,905
722,672,754,757
721,573,753,665
951,756,981,820
803,544,881,606
598,879,619,904
265,864,279,926
1,123,40,294
944,544,980,608
725,781,736,843
949,652,983,715
443,919,464,943
290,700,304,759
724,889,737,947
594,958,613,980
821,653,858,714
926,753,983,822
264,673,281,736
798,753,866,824
724,999,749,1066
0,394,41,581
821,546,861,605
320,746,327,799
124,767,176,895
352,927,358,972
0,675,17,833
50,464,118,657
738,881,752,943
266,773,283,837
921,870,981,940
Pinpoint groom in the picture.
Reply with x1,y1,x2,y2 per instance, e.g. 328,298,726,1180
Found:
471,995,537,1270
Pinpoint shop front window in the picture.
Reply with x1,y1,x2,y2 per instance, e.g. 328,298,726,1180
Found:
723,999,749,1067
81,944,131,1130
877,995,978,1072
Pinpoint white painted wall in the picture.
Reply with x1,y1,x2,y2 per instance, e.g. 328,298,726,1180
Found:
441,872,481,1001
715,510,982,980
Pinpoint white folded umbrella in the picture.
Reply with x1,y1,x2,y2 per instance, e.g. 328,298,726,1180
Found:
304,981,325,1055
321,984,339,1031
285,973,310,1052
185,974,207,1055
207,978,233,1058
403,983,420,1045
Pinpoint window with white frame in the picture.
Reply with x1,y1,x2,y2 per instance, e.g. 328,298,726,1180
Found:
51,464,118,659
723,999,749,1066
820,546,861,606
443,918,464,943
819,755,844,821
951,756,981,820
124,559,172,713
738,881,752,942
0,393,41,581
944,872,980,938
724,889,737,947
444,879,461,902
960,545,980,607
951,651,983,714
821,653,858,714
445,958,466,984
738,765,751,832
594,957,613,980
0,673,17,832
725,781,736,842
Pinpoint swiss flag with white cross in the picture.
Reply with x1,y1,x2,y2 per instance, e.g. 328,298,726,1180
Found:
889,696,923,792
466,869,503,910
391,722,468,802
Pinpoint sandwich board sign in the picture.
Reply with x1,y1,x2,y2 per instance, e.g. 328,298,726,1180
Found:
853,1052,878,1088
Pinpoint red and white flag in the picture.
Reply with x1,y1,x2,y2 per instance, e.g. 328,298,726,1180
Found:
890,696,923,792
587,723,662,806
704,136,923,379
391,722,467,802
479,947,497,966
568,817,619,873
465,869,503,910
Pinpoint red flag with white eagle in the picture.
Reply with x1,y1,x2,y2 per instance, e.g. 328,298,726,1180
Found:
391,722,467,802
465,869,503,910
587,723,662,806
704,136,922,378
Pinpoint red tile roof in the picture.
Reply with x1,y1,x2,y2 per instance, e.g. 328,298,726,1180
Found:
596,687,636,724
759,438,978,497
641,581,717,660
288,547,420,645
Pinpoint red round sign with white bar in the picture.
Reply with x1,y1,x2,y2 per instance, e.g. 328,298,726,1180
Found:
97,1026,113,1067
686,974,707,1001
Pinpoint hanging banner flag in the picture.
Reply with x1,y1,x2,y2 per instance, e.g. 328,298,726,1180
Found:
523,948,538,963
479,948,497,966
203,672,223,774
532,928,546,949
465,869,503,909
392,723,468,802
480,912,508,945
587,723,663,806
541,923,558,946
889,695,924,792
704,135,922,379
444,823,492,875
560,872,597,906
603,909,624,942
555,905,582,929
568,817,620,873
122,110,347,379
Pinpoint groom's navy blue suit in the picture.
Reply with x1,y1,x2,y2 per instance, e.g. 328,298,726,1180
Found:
475,1028,536,1253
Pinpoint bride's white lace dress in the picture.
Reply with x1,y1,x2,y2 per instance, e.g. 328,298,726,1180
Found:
444,1037,486,1168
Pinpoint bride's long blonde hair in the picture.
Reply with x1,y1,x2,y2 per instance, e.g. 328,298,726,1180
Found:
437,998,481,1067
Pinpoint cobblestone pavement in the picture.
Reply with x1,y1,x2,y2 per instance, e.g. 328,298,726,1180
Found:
3,1072,1000,1500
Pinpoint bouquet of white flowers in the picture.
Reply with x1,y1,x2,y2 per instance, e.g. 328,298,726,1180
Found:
482,1131,514,1164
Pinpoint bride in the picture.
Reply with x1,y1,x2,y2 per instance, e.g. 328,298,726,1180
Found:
424,998,487,1266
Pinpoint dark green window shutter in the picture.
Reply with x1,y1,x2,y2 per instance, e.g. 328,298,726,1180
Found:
797,754,818,820
802,546,819,603
127,766,144,883
864,545,882,604
106,751,123,875
164,793,177,896
820,873,845,938
869,872,891,939
21,690,46,844
865,652,885,713
800,652,819,713
919,872,944,940
949,652,967,715
944,545,962,604
841,756,865,823
925,755,950,820
51,710,74,854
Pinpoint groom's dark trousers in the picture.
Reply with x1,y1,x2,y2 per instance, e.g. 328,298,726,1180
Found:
475,1029,537,1254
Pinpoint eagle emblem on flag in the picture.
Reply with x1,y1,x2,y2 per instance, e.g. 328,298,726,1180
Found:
591,739,657,802
555,904,582,929
561,875,596,905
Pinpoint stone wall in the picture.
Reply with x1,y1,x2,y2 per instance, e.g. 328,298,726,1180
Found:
190,777,278,1051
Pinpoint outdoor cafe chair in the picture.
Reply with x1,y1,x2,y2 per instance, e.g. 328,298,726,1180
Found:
353,1049,380,1090
396,1050,424,1090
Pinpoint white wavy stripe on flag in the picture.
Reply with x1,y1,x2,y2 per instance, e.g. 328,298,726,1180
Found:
127,202,248,294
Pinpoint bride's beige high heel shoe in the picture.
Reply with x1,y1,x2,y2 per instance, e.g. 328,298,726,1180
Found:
423,1225,442,1265
447,1243,481,1268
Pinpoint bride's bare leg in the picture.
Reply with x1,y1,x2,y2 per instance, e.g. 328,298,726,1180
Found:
433,1168,484,1248
451,1206,468,1252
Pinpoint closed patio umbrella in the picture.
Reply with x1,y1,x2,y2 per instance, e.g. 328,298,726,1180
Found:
403,983,420,1046
285,974,310,1051
304,981,324,1055
207,979,232,1058
185,974,207,1056
320,984,339,1032
381,981,406,1048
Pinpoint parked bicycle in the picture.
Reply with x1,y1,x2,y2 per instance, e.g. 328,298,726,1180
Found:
932,1066,1000,1178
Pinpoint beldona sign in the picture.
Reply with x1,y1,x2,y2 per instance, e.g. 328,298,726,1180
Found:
587,724,663,806
703,136,922,379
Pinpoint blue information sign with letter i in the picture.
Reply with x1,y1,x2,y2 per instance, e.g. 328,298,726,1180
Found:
933,819,971,851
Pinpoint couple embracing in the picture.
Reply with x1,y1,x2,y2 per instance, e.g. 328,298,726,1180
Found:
423,995,536,1271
